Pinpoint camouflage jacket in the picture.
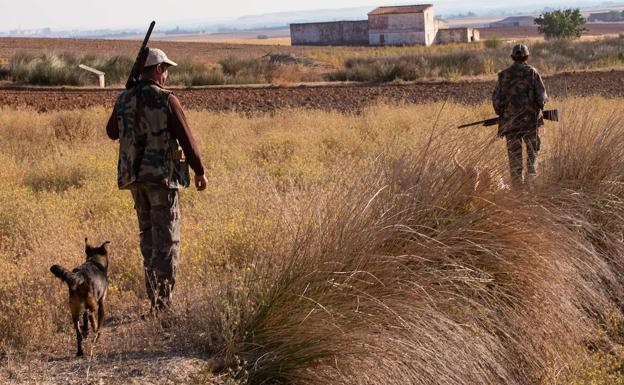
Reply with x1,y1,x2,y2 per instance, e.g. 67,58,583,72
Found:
492,62,548,136
114,81,190,190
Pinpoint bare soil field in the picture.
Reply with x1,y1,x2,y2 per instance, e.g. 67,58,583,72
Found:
0,37,300,66
1,69,622,113
154,27,291,45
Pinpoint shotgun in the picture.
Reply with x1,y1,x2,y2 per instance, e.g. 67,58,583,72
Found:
458,109,559,129
124,21,156,90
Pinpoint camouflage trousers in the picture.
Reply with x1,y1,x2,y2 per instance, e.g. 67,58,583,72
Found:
505,131,540,187
130,183,181,310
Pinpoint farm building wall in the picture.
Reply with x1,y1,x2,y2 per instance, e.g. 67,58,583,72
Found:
435,18,449,30
290,20,369,46
588,11,624,22
436,28,480,44
369,8,436,46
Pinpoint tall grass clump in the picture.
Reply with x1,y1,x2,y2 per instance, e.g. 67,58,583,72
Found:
180,100,624,384
9,52,133,86
10,52,84,86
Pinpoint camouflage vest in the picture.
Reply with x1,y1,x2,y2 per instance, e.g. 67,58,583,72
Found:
494,62,542,136
115,82,190,190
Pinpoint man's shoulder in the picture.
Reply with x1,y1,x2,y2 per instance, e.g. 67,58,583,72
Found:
518,63,541,76
139,81,173,96
167,93,184,111
139,82,173,106
504,62,540,77
499,63,521,77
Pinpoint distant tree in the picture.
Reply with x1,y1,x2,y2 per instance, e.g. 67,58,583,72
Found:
534,9,587,39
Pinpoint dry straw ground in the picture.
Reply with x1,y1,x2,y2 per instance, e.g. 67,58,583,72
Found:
1,97,624,384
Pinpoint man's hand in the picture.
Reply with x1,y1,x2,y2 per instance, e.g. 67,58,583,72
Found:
195,174,208,191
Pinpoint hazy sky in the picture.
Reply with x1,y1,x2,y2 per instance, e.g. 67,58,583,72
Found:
2,0,380,30
1,0,597,30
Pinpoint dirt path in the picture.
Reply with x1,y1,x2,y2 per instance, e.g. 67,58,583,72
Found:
1,69,623,113
0,314,223,385
1,352,215,385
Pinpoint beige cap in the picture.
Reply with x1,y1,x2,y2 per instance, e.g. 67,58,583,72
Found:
511,44,530,58
145,48,178,67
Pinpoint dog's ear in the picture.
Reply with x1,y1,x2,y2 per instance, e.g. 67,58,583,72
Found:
100,241,111,254
84,237,92,255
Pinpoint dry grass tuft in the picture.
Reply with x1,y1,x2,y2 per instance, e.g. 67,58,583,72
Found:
1,98,624,384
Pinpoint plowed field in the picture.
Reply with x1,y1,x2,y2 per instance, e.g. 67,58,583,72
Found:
1,70,623,113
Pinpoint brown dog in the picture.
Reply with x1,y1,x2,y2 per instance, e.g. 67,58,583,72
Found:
50,238,109,356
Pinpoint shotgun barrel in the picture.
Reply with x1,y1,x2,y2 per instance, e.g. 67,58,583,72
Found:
125,21,156,90
458,109,559,129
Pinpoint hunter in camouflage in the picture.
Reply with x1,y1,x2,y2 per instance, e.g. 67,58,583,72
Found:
107,48,208,312
492,44,548,186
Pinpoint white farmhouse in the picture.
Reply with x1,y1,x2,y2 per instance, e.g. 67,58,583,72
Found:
368,5,437,46
289,4,479,46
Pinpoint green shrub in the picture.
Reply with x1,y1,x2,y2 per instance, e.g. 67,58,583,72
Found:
334,51,489,82
219,56,278,84
535,9,587,39
168,61,226,86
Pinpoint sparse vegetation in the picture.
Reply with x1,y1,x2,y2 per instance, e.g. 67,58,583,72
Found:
328,50,493,81
2,98,624,384
9,52,309,86
6,35,624,86
327,35,624,82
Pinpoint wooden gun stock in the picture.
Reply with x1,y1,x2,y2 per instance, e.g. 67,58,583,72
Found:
125,21,156,90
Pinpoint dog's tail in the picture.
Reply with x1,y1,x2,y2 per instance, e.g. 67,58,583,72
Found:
50,265,82,288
